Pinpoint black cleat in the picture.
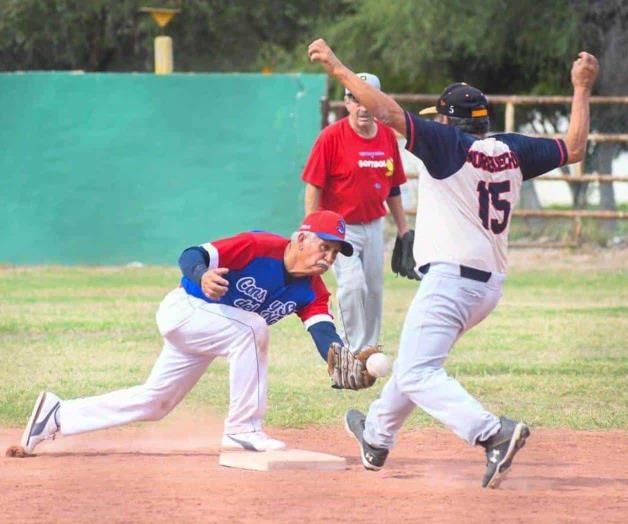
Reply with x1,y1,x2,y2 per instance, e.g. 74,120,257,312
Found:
344,409,389,471
480,416,530,488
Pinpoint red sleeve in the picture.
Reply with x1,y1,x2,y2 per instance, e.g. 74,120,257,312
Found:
301,131,332,188
297,275,333,325
207,232,257,270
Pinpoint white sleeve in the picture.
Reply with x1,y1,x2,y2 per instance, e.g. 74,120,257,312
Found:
302,313,334,330
201,242,219,269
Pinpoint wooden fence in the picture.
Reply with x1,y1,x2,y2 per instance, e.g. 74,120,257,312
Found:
322,95,628,247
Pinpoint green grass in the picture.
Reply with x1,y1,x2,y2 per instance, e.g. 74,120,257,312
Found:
1,264,626,430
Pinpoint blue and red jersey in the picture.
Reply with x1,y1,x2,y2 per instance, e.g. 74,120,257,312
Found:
180,231,333,327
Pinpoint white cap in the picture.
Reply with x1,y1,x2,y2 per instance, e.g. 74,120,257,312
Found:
345,72,381,96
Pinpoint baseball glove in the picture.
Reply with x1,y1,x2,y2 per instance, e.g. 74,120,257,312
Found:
327,343,382,390
391,230,420,280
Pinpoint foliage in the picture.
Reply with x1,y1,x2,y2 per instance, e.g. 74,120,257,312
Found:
0,0,345,72
283,0,584,96
0,0,625,96
0,0,145,71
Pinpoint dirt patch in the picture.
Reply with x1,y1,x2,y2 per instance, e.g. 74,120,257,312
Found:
1,418,626,524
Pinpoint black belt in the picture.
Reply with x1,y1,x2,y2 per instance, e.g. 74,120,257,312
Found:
418,263,492,283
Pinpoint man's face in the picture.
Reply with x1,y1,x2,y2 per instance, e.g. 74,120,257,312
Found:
344,94,374,131
296,234,341,276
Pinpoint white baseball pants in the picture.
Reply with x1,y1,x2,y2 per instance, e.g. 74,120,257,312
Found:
364,262,504,448
333,219,384,351
58,288,269,436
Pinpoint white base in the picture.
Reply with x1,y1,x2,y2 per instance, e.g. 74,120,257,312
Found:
219,448,347,471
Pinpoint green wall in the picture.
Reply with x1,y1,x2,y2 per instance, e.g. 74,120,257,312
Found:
0,72,326,264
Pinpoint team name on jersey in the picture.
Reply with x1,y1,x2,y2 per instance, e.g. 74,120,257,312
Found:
259,300,297,324
359,151,385,157
358,159,388,168
357,157,395,176
236,276,268,302
466,150,519,173
232,276,298,324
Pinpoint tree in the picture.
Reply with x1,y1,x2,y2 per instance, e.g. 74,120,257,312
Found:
0,0,144,71
0,0,344,72
579,0,628,233
282,0,582,95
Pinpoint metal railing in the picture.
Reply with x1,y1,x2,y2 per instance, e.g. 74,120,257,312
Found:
321,95,628,247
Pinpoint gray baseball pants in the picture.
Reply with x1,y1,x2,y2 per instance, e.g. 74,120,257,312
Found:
332,218,384,351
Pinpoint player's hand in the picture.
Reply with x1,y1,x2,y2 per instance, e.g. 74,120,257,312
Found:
308,39,342,75
201,267,229,299
571,52,599,91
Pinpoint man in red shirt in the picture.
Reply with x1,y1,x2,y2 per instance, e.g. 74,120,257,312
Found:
302,72,412,351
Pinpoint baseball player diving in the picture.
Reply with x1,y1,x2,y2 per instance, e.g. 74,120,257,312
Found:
21,210,384,455
309,38,599,488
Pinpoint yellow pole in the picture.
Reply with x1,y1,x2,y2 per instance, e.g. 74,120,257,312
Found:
139,7,180,74
154,35,173,74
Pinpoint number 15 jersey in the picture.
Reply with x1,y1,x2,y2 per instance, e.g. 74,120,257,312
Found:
404,111,568,273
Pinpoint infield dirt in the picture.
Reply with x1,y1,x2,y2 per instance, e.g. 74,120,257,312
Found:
1,414,626,523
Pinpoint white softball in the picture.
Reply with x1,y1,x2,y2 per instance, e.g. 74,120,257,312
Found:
366,353,391,378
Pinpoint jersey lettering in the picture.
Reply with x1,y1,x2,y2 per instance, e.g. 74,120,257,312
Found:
467,151,519,173
477,181,512,234
233,298,261,312
235,277,268,302
357,159,388,168
260,300,297,324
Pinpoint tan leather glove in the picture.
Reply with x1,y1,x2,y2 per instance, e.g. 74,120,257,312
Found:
326,343,382,390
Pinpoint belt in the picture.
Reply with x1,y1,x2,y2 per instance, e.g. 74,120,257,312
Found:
418,263,492,283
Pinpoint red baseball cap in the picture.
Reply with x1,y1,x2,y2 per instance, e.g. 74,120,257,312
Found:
299,210,353,256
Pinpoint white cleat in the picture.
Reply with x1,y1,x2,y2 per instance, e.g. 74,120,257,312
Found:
21,391,61,454
221,431,286,452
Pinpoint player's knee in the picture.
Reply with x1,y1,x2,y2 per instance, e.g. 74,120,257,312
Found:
248,315,269,350
396,365,443,395
144,402,172,421
140,387,179,421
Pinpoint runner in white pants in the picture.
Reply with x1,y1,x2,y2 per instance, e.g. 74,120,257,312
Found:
309,38,598,488
21,211,361,454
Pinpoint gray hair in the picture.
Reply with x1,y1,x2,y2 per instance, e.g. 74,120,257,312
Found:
290,230,317,242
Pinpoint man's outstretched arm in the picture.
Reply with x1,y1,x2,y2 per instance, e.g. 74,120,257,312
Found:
564,52,599,164
308,38,407,135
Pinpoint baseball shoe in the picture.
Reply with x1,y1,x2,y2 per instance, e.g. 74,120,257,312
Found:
221,431,286,452
21,391,61,455
344,409,389,471
480,416,530,488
